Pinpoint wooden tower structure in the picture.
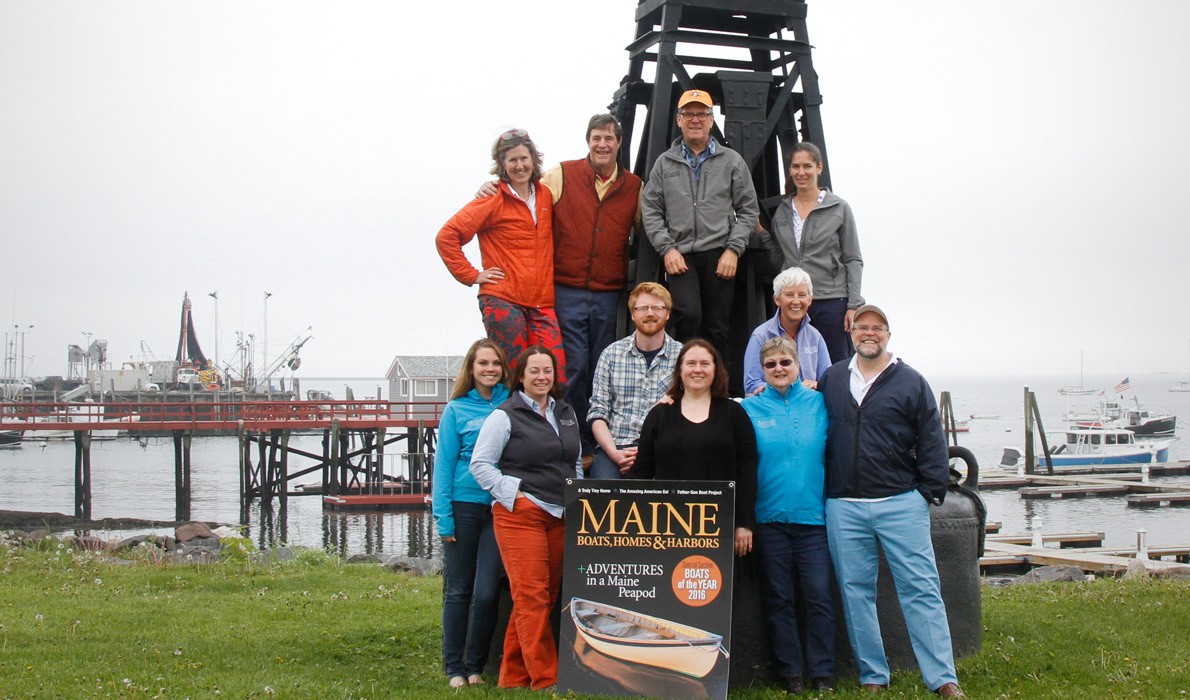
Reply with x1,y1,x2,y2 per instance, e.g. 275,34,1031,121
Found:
611,0,832,388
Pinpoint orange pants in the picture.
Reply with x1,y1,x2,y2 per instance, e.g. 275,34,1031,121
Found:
492,497,564,689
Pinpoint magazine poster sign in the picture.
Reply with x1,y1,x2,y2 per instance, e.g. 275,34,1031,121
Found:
557,479,735,700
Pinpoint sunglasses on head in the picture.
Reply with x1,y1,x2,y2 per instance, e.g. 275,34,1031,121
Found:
762,358,795,370
500,129,529,141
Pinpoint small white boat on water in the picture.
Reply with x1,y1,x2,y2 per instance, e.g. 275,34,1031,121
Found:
1170,381,1190,393
14,403,140,441
569,598,726,679
999,426,1174,470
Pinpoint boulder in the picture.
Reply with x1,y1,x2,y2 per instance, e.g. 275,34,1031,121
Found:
1152,565,1190,581
175,522,215,542
1122,560,1151,580
67,535,110,552
382,554,437,576
113,534,176,552
1016,565,1086,584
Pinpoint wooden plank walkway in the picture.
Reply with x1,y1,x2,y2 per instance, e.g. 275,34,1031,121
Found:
981,541,1187,574
980,461,1190,490
987,531,1105,548
1126,492,1190,508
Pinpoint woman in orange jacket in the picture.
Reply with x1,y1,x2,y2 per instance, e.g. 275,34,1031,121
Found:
436,129,565,375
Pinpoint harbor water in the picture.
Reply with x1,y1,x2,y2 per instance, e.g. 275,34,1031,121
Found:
2,374,1189,560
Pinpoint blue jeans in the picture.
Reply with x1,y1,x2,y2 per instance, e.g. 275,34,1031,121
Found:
825,492,958,690
754,522,836,678
442,501,504,677
808,297,853,364
555,285,620,455
588,446,630,479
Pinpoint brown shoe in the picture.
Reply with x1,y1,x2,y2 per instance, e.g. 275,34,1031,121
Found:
935,682,966,698
861,684,887,693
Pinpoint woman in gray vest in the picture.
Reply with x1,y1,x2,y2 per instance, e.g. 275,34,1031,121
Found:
469,346,583,690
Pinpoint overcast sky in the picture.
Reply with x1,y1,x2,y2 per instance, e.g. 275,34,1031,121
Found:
3,0,1189,384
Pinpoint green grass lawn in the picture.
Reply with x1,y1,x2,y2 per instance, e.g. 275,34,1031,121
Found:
1,542,1186,699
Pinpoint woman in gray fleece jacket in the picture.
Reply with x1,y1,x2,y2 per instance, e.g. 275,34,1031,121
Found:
765,142,863,363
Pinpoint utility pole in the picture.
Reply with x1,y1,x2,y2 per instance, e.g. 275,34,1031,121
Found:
208,291,219,372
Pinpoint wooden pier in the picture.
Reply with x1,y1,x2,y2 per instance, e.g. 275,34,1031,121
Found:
981,463,1190,506
973,463,1190,574
0,400,444,520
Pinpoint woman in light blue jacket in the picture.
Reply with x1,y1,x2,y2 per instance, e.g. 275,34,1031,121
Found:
432,339,510,688
740,337,835,694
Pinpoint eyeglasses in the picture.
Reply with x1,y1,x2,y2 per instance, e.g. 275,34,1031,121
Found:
679,111,713,122
762,358,796,370
632,304,667,314
852,325,888,334
499,129,528,141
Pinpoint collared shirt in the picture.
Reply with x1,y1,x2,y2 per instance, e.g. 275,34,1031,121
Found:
680,138,718,183
469,391,583,518
587,332,683,446
848,352,899,405
789,189,827,249
504,181,538,224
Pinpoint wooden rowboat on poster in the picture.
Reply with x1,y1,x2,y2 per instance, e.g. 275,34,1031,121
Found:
568,597,728,678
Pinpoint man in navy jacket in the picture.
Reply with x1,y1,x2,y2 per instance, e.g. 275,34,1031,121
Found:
817,304,965,698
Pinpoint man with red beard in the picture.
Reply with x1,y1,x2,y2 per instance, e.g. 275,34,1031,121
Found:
585,283,682,479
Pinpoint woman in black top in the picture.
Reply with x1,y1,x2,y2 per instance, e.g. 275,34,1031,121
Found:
628,339,758,556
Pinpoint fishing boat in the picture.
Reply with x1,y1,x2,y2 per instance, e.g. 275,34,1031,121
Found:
1066,397,1176,437
999,426,1173,469
569,598,726,679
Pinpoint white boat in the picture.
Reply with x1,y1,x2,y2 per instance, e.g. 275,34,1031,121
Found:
1170,381,1190,393
1000,426,1174,469
14,403,141,441
1066,397,1176,436
1058,351,1097,395
569,598,726,679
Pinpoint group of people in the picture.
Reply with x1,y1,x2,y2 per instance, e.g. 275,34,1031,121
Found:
431,93,965,697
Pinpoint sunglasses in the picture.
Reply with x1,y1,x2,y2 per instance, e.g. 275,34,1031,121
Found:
762,358,796,370
500,128,529,141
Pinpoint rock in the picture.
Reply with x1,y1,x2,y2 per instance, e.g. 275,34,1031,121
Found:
1123,560,1151,580
382,554,438,576
1016,565,1085,584
113,534,176,552
1153,566,1190,581
981,576,1017,588
165,549,221,565
175,522,215,542
182,537,223,552
66,535,110,552
347,553,382,564
22,528,52,545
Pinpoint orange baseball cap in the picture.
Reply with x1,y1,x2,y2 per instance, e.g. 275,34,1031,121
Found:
677,89,713,109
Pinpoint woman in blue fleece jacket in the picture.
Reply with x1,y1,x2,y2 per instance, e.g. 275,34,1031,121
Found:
432,339,510,688
740,337,836,694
